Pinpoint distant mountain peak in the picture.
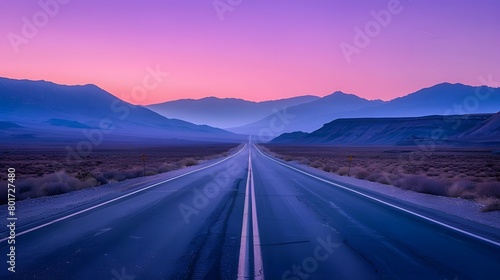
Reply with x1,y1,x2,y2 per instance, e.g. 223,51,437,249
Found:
330,90,350,96
146,94,320,128
322,90,370,101
200,96,245,101
0,77,237,144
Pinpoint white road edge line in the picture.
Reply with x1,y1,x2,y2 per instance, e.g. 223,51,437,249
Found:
0,144,247,243
238,144,265,279
254,144,500,248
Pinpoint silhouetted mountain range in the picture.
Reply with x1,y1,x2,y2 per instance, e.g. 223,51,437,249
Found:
230,83,500,135
146,95,319,128
270,113,500,146
0,77,239,147
2,77,499,148
228,91,384,135
361,83,500,117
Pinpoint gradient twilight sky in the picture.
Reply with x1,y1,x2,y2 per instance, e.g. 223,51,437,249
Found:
1,0,499,104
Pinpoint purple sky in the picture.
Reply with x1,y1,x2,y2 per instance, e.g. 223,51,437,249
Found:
1,0,499,104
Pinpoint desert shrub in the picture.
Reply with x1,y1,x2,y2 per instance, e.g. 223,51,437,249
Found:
180,158,198,167
84,177,98,188
309,160,324,169
480,198,500,212
99,168,144,181
353,168,369,180
448,180,475,197
103,168,143,181
283,155,295,161
395,175,449,196
460,192,479,200
145,168,158,176
367,172,392,185
75,171,93,181
124,168,144,179
299,158,311,165
323,164,339,173
18,181,35,194
103,170,127,181
92,172,108,185
475,182,500,198
366,173,379,182
16,171,90,200
377,175,392,185
158,163,177,173
39,182,72,196
337,167,349,176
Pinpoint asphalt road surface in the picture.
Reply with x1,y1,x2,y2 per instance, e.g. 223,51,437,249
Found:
1,143,499,279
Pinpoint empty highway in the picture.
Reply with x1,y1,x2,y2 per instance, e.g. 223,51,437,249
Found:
1,143,499,279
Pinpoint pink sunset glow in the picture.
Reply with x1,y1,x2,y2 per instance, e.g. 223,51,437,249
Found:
1,0,499,104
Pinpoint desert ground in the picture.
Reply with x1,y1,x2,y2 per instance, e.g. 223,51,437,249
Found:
261,144,500,211
0,143,239,201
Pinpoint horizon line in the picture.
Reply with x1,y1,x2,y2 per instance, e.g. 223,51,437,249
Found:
0,75,497,105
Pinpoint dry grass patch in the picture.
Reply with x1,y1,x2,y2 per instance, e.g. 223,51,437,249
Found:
262,144,500,211
0,143,239,203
